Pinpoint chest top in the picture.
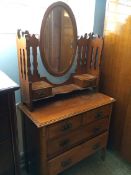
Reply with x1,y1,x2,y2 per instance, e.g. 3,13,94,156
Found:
19,92,115,127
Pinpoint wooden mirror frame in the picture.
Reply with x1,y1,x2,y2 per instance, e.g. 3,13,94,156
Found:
39,1,77,77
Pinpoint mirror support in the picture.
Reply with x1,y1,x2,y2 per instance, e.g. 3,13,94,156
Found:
16,3,103,110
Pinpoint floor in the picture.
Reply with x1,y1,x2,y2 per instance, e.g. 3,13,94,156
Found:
22,150,131,175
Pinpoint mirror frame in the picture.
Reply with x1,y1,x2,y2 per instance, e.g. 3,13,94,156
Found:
39,1,77,77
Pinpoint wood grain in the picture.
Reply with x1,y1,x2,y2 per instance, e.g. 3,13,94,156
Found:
101,0,131,155
19,92,114,127
47,118,109,159
48,132,108,175
20,92,114,175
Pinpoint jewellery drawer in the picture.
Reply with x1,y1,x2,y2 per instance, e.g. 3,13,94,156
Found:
47,118,109,158
48,132,108,175
83,104,112,125
32,81,52,100
47,115,82,139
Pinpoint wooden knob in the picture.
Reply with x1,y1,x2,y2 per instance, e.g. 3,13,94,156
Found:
59,139,70,147
96,112,103,119
61,122,72,132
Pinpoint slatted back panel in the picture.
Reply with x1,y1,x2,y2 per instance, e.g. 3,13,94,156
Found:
17,34,31,82
16,31,32,107
77,36,103,84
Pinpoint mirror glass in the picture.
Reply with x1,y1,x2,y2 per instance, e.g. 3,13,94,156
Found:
40,2,77,76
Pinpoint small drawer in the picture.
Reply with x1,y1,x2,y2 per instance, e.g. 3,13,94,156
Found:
47,115,82,139
32,81,52,99
32,88,52,99
48,132,108,175
47,118,109,158
83,104,112,125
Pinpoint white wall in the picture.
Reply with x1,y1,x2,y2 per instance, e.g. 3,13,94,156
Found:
0,0,95,35
0,0,96,91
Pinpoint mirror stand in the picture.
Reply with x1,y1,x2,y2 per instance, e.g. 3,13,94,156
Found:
17,30,103,110
16,0,103,110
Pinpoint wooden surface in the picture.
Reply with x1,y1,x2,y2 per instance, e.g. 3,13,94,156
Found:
101,0,131,160
20,92,114,175
19,92,114,127
17,28,103,110
48,132,108,175
47,119,109,159
32,81,52,90
76,35,103,88
73,73,97,88
121,93,131,162
52,84,81,94
0,71,20,174
20,89,115,175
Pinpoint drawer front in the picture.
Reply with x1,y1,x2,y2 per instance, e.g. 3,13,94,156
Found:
83,104,112,125
48,132,108,175
0,140,15,175
47,115,82,139
32,88,52,99
0,94,9,113
47,118,109,158
0,113,10,142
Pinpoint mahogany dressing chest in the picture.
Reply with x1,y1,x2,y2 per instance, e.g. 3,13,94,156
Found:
16,2,115,175
19,92,114,175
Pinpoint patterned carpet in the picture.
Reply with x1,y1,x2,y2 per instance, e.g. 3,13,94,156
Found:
22,150,131,175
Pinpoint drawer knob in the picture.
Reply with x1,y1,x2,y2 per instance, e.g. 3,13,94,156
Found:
96,112,103,119
61,159,72,168
92,143,100,150
59,139,70,147
37,91,45,96
93,127,101,135
61,122,72,132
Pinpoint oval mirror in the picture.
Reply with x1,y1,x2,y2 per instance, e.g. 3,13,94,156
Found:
39,2,77,76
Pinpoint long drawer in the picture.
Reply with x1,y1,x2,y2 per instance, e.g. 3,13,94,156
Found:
47,115,82,139
47,118,109,158
48,132,108,175
46,104,112,140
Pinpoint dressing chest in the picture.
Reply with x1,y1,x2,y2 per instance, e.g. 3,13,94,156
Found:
19,92,114,175
16,1,115,175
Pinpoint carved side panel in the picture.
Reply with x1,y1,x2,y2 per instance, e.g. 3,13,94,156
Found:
16,30,32,108
76,33,103,86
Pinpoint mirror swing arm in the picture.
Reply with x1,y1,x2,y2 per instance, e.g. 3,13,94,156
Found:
16,2,103,110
